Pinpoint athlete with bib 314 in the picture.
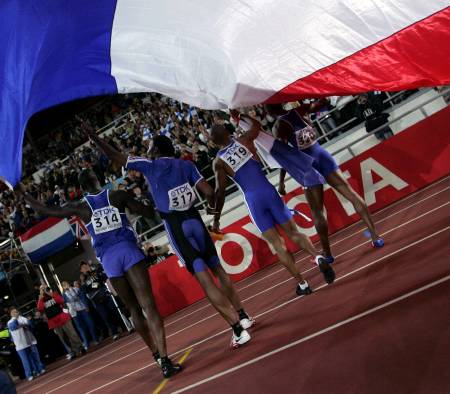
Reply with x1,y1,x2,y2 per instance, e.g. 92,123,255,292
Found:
17,171,181,379
89,133,254,349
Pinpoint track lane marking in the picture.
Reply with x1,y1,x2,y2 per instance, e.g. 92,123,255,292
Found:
81,226,450,393
41,205,450,394
172,275,450,393
151,348,193,394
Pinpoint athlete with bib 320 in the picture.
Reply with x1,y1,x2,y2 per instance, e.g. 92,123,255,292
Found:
211,111,335,296
89,133,254,349
16,172,181,379
266,103,384,265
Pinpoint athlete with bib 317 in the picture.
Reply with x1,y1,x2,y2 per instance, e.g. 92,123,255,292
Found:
16,171,181,379
89,133,254,349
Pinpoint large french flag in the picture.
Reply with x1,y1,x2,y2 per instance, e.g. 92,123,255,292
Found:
1,0,449,187
20,218,76,263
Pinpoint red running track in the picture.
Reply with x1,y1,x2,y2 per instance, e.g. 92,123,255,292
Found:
17,176,450,394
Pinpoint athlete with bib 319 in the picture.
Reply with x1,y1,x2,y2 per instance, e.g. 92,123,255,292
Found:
16,172,181,379
89,133,254,349
211,111,335,296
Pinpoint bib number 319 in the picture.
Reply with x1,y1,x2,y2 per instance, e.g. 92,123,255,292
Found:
222,142,251,172
168,182,196,211
92,206,122,234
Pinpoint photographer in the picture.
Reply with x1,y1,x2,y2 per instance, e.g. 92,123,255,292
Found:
36,285,83,360
79,261,121,340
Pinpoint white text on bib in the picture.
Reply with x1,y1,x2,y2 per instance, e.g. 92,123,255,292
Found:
91,206,122,234
221,141,252,172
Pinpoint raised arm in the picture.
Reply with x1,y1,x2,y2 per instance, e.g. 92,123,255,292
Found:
212,158,228,231
230,110,261,142
88,132,127,170
18,185,84,219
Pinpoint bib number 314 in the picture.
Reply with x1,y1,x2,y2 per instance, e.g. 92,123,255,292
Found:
92,206,122,234
168,182,196,211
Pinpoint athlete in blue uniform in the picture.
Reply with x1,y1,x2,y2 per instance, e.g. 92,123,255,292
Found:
211,111,335,294
266,103,385,262
89,133,253,349
17,172,181,378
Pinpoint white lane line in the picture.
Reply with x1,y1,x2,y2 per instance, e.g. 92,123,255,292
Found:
27,180,450,393
46,203,450,394
81,226,450,394
172,275,450,393
165,184,450,327
22,336,143,393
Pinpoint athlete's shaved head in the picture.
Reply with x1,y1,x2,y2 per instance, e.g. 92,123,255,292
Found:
210,123,230,147
78,169,101,192
150,135,175,158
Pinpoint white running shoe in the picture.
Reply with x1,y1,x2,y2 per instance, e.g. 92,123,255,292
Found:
240,317,255,330
230,329,251,349
27,376,34,381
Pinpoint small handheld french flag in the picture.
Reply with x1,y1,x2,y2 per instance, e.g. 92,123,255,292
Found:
20,218,76,263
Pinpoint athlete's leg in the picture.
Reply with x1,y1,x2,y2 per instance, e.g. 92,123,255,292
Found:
210,263,243,312
109,270,159,355
304,185,332,258
278,219,336,285
194,269,239,326
262,227,306,283
326,171,381,242
279,218,318,258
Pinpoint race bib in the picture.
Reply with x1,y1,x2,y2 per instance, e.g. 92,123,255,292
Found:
221,141,252,172
168,182,196,211
91,206,122,234
295,125,317,149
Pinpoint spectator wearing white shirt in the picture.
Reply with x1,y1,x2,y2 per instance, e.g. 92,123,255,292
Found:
7,307,45,381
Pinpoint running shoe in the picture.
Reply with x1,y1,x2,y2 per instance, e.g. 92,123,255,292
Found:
27,377,34,382
112,334,120,341
161,359,182,378
240,317,255,330
296,283,313,296
372,238,385,248
230,329,251,349
316,256,336,284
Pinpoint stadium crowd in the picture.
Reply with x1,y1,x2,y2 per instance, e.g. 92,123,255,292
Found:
1,90,400,241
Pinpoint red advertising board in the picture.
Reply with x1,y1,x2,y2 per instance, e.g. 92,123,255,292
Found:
150,106,450,317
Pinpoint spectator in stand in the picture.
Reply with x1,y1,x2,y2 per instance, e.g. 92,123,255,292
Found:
355,92,394,141
79,262,121,341
37,285,83,360
7,307,45,381
62,281,99,351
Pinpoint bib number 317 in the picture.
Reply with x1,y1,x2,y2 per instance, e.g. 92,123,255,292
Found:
168,182,196,211
92,206,122,234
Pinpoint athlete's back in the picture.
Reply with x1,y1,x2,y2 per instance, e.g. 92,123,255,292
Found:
217,139,274,194
84,189,138,255
126,156,202,213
